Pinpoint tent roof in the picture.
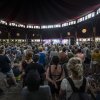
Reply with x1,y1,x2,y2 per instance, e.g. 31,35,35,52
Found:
0,0,100,25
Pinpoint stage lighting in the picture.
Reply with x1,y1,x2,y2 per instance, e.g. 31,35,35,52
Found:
53,24,61,28
41,25,48,29
0,20,7,25
85,12,95,20
48,25,54,28
27,25,33,28
18,24,25,28
97,8,100,15
34,26,40,29
9,22,17,27
77,17,84,23
62,22,68,27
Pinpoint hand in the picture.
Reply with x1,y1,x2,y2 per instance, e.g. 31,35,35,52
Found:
55,83,58,89
51,81,58,89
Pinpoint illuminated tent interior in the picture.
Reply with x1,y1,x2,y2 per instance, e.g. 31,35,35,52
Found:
0,0,100,44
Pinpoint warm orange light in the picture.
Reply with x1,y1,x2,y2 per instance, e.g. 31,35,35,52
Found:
82,29,87,33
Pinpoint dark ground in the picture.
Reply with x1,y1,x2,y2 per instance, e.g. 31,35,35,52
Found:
0,83,22,100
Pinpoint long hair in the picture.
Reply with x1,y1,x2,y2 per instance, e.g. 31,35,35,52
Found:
52,56,59,69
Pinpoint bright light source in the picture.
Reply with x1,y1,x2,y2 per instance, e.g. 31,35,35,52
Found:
41,25,48,29
87,14,92,19
18,24,25,28
73,21,76,24
97,8,100,15
91,12,95,17
31,40,34,42
82,29,87,33
95,38,100,41
22,40,24,42
68,22,71,25
9,22,17,27
77,17,84,23
34,26,40,29
0,20,7,25
83,39,86,41
16,33,20,36
70,21,74,25
27,25,33,28
85,12,95,20
35,39,40,42
67,32,70,35
53,24,61,28
48,25,54,28
62,22,68,27
33,34,35,37
85,16,88,20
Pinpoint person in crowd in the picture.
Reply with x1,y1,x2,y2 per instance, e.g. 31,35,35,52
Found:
75,48,85,62
21,70,52,100
26,54,45,85
60,57,94,100
59,47,68,65
38,47,46,67
21,50,33,87
16,47,22,62
62,50,74,78
49,47,58,62
46,56,64,100
0,46,17,87
12,60,22,82
83,44,91,64
91,48,100,74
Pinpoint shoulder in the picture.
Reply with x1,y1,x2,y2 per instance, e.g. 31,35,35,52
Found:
39,85,51,95
62,78,68,83
61,78,69,86
40,85,50,90
21,87,29,95
61,78,71,90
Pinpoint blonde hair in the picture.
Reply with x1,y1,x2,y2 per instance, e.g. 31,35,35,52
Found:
67,57,83,77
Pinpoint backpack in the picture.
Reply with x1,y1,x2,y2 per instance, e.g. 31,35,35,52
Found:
67,77,95,100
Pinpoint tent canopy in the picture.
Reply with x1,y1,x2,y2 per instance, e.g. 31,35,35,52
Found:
0,0,100,25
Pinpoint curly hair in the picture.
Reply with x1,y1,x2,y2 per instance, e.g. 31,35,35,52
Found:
67,57,83,77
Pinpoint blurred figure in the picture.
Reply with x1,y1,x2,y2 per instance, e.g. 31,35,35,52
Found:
46,56,64,100
21,70,52,100
75,48,85,62
91,48,100,74
38,47,46,67
60,57,94,100
59,47,68,65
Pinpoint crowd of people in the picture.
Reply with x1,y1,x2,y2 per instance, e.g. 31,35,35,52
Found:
0,42,100,100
